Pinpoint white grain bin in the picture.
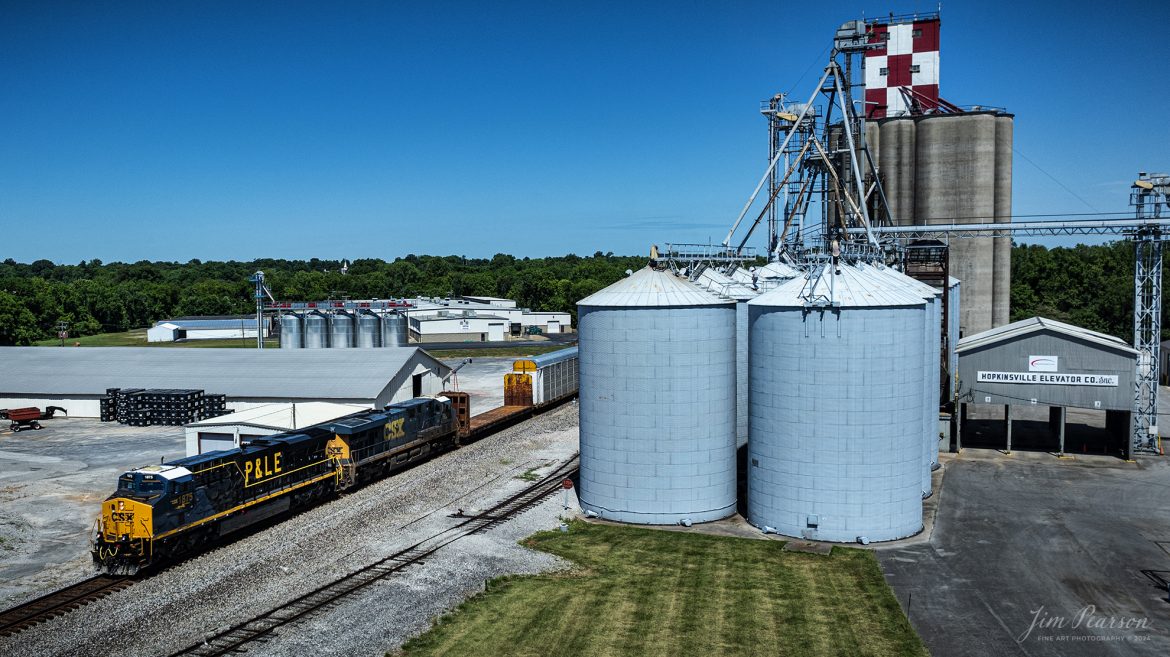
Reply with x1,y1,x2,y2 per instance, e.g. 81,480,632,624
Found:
577,267,737,524
748,263,927,542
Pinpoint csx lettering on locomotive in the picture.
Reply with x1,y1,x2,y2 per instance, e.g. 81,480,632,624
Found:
385,418,406,440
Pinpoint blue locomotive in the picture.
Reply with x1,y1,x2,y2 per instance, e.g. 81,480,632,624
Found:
92,397,456,573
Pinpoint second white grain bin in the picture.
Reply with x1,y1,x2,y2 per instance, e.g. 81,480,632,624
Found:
577,267,737,524
748,263,927,542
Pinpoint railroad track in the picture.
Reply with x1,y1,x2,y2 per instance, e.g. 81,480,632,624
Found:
169,454,579,657
0,575,133,637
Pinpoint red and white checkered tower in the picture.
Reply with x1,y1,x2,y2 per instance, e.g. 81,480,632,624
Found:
864,16,940,118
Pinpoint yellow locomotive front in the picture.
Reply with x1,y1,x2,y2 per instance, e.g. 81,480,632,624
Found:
92,467,178,573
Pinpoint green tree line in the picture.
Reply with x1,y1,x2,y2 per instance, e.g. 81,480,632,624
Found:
0,243,1157,346
0,253,646,345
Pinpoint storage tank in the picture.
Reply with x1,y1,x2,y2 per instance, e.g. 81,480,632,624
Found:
947,276,962,401
303,311,329,349
380,311,408,347
748,263,927,542
577,267,737,524
356,310,382,348
279,313,303,349
872,265,942,497
329,311,355,348
695,268,758,448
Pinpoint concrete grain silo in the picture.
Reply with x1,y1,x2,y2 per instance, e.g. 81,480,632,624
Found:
577,267,737,524
866,111,1013,336
748,263,926,542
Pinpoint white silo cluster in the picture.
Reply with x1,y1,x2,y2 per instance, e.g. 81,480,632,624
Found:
575,257,950,542
279,310,407,349
577,267,737,524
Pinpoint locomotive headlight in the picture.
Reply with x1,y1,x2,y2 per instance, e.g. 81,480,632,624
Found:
118,501,125,510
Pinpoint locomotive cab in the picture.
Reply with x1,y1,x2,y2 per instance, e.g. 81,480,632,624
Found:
93,464,193,573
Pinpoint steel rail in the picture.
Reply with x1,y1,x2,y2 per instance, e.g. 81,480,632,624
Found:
0,575,133,637
168,455,580,657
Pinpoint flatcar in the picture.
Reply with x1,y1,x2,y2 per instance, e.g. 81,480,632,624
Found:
92,397,455,573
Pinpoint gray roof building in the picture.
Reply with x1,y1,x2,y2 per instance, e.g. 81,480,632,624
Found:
0,347,452,417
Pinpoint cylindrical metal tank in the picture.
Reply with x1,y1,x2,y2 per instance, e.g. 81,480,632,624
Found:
578,267,737,525
279,313,303,349
873,265,942,497
356,310,382,348
748,263,926,542
695,268,758,449
303,311,329,349
329,311,354,348
947,276,962,401
380,312,407,347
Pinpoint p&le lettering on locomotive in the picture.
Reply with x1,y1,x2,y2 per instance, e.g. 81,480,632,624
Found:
92,397,457,573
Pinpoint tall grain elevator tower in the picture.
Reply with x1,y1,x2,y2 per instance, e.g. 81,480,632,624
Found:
863,13,1013,337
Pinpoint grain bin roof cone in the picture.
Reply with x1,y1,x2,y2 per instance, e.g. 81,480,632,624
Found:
747,263,927,542
577,266,737,524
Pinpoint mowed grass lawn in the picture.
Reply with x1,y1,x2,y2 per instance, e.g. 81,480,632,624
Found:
399,520,927,657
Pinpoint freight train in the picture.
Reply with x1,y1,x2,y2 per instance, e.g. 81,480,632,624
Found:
92,346,581,574
92,397,457,573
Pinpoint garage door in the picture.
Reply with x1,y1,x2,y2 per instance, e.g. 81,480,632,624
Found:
198,432,236,454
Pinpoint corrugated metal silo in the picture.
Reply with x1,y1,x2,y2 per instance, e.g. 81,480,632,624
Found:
577,267,737,524
947,276,962,401
329,311,355,348
695,268,758,448
356,310,382,348
303,311,329,349
279,313,303,349
380,312,407,347
748,264,926,542
872,265,941,497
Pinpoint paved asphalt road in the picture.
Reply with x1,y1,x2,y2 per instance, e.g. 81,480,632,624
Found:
878,450,1170,656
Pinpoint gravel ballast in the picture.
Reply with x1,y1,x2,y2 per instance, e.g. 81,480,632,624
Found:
0,402,580,657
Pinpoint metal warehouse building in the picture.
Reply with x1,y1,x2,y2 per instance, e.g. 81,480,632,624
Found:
147,316,271,342
0,347,452,418
954,317,1137,457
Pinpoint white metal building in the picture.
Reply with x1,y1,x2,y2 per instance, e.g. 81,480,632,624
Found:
407,314,508,343
146,317,271,343
184,401,368,456
0,347,452,417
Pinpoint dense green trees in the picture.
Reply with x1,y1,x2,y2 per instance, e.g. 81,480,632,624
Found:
0,253,644,345
0,243,1156,346
1010,241,1139,340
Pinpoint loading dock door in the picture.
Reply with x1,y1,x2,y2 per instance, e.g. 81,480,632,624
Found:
198,432,236,454
412,373,424,397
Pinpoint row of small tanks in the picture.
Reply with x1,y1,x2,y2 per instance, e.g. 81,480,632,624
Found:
575,258,960,543
279,310,408,349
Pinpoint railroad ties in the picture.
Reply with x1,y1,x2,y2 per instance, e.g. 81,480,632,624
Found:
0,576,133,637
169,454,580,657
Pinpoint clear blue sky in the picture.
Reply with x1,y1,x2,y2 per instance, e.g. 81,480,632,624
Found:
2,1,1166,263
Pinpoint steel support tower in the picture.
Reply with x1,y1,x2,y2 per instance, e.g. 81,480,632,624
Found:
1131,174,1170,453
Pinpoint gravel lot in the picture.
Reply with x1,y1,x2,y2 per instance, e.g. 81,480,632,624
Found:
0,402,580,657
